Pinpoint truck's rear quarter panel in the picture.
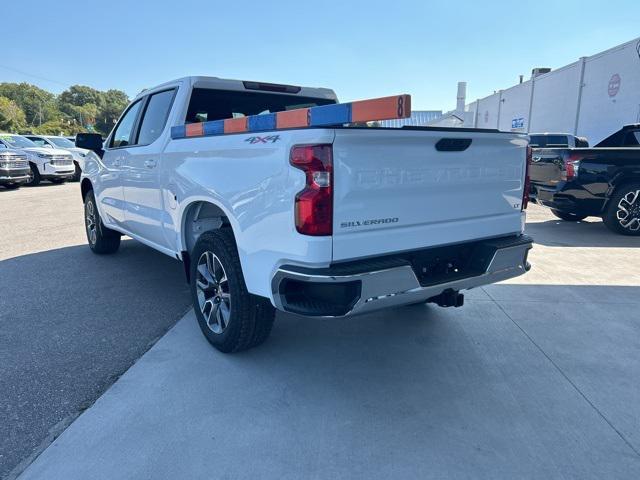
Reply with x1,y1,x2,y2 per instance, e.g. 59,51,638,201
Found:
331,128,528,261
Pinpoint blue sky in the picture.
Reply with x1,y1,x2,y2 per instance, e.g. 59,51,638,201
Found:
3,0,639,111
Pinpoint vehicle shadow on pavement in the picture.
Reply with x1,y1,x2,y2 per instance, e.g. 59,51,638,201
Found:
0,239,191,480
526,218,640,248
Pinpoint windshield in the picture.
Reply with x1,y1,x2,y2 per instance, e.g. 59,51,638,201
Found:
48,137,75,148
0,134,38,149
529,135,570,148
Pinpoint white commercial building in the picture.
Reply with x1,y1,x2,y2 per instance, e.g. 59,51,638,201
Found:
439,37,640,144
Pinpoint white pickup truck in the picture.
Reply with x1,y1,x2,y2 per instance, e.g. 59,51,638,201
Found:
77,76,533,353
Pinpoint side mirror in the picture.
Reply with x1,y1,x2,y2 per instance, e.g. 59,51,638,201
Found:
76,133,104,157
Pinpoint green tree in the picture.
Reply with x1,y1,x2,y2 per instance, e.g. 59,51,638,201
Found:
0,82,58,126
0,96,27,132
58,85,129,135
95,89,129,134
33,119,85,136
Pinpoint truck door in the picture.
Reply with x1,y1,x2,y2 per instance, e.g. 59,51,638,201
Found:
99,99,144,227
121,89,176,249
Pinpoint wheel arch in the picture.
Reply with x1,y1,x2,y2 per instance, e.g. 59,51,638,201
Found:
81,178,93,201
179,199,239,284
180,199,239,254
605,175,640,206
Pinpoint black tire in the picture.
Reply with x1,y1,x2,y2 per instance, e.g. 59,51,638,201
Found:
72,161,82,182
84,190,121,253
603,182,640,236
26,164,40,186
190,229,275,353
3,183,20,190
551,209,587,222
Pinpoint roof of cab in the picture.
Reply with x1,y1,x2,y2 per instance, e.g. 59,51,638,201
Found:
133,76,337,103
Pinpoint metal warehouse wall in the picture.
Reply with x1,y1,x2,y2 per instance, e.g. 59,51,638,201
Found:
466,37,640,144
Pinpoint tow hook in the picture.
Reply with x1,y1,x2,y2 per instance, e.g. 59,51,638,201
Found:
429,289,464,308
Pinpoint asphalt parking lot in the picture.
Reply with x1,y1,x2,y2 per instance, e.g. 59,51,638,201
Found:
2,184,640,479
0,183,191,479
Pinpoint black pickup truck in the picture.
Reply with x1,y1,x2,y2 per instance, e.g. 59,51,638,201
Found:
529,124,640,235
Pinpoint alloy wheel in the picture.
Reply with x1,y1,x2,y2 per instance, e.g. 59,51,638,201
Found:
85,200,97,245
196,251,231,334
616,189,640,231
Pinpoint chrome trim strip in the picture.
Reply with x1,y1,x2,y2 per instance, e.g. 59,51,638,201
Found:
271,242,532,317
0,174,30,181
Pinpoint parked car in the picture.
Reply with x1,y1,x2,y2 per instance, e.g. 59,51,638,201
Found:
529,124,640,235
24,134,89,181
77,76,533,353
0,144,30,189
529,133,589,148
0,134,75,186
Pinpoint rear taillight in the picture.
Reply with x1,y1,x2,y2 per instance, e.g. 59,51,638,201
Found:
290,144,333,236
522,146,531,211
562,153,581,181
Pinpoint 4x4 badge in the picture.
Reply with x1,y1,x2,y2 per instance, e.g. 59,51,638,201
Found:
245,135,281,144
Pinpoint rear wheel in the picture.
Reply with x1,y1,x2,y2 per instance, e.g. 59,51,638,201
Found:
84,190,121,253
603,182,640,236
551,209,587,222
190,229,275,353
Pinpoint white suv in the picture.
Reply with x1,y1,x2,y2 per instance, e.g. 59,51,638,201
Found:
0,134,75,186
25,134,89,181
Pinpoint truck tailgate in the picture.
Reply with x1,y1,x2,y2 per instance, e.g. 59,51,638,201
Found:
529,148,567,187
331,128,528,261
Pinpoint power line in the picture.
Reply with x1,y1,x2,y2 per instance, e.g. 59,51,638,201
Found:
0,64,68,87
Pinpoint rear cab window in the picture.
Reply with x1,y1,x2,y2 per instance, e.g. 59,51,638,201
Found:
184,88,335,124
529,135,570,148
137,89,176,145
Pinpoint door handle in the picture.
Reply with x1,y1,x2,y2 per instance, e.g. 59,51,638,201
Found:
144,159,157,169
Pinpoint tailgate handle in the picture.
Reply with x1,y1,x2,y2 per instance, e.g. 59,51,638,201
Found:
435,138,472,152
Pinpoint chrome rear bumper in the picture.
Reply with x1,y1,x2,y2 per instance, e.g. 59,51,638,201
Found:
272,235,532,317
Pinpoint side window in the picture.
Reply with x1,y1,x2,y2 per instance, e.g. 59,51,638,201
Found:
29,138,46,147
137,89,176,145
624,131,640,147
110,100,143,148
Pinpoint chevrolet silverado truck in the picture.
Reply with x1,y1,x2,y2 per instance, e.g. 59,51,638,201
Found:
530,124,640,234
0,134,75,186
76,76,533,353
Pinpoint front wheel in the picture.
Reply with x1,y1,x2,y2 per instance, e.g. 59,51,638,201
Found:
84,190,121,253
551,209,587,222
190,229,275,353
603,183,640,236
26,164,40,186
72,161,82,182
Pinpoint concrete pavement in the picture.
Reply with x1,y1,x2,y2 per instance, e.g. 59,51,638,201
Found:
14,205,640,479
